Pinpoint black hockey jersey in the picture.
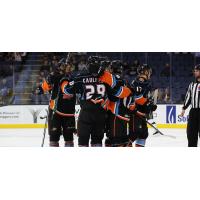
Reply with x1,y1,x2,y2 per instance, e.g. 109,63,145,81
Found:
130,76,153,114
63,70,132,111
38,72,76,115
106,74,135,121
131,76,152,105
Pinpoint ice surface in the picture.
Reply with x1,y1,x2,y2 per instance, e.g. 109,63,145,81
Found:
0,128,188,147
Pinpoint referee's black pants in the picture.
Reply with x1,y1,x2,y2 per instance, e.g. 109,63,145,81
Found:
187,108,200,147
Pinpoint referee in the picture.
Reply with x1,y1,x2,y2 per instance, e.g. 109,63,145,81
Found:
180,64,200,147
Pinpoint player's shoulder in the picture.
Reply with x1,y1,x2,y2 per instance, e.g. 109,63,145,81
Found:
131,77,142,86
60,75,70,84
68,70,92,85
74,70,89,78
114,74,126,86
106,72,122,80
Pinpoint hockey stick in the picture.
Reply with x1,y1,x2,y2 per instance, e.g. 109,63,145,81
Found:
147,120,176,139
40,109,49,147
148,89,158,134
151,122,159,135
135,112,176,139
145,89,176,138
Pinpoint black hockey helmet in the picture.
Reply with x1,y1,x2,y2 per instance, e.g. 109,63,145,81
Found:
100,60,111,70
137,64,152,77
110,60,123,75
87,56,108,76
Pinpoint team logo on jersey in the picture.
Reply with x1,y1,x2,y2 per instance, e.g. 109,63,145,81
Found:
69,81,74,86
115,74,120,79
166,105,176,124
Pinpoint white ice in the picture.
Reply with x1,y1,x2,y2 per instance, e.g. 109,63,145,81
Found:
0,128,188,147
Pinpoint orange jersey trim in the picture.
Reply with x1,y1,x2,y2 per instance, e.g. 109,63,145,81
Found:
55,111,75,117
41,80,52,92
135,96,147,105
61,80,68,93
117,115,130,122
136,111,146,117
99,71,115,87
128,103,136,111
49,99,55,110
102,98,110,110
116,86,131,98
107,101,117,114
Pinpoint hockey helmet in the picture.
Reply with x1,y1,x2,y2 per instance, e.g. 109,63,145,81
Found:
110,60,123,75
87,56,108,76
137,64,152,78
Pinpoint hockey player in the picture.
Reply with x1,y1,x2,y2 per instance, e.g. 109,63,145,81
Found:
36,59,76,147
128,64,157,147
63,56,132,147
105,60,136,147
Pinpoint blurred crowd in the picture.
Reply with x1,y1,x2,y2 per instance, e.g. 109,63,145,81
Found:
0,52,27,63
40,52,87,73
0,53,27,105
0,52,196,105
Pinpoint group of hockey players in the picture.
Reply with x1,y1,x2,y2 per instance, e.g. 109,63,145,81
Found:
36,54,157,147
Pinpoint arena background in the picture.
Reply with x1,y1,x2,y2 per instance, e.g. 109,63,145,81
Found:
0,52,196,128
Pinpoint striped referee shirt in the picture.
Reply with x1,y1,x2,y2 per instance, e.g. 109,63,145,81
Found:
183,81,200,110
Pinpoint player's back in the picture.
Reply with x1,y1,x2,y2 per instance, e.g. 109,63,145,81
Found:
71,71,107,111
